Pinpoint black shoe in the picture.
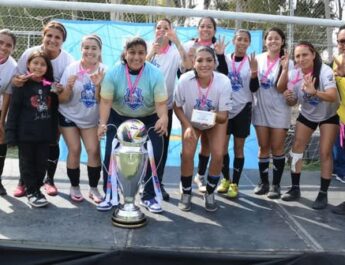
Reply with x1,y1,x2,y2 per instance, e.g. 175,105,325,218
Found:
0,182,7,196
267,185,281,199
254,182,269,195
27,191,49,208
281,187,301,201
312,191,328,210
332,201,345,215
161,185,170,202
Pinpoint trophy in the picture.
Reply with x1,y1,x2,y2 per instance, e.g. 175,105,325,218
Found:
111,119,149,228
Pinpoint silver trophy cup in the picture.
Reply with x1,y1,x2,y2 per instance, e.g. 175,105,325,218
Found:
111,119,148,228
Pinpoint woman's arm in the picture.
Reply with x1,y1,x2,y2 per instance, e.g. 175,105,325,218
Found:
58,75,77,103
97,97,113,139
0,94,11,144
154,100,168,136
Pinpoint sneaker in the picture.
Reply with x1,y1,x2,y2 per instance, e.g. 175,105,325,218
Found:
254,182,269,195
312,191,328,210
89,187,103,204
13,184,26,197
97,200,118,212
27,191,49,208
140,198,163,213
204,192,218,212
332,201,345,215
44,183,58,196
178,193,192,211
267,185,281,199
227,183,239,198
0,182,6,196
161,184,170,202
336,175,345,184
281,187,301,201
70,186,84,202
193,173,206,193
217,179,230,193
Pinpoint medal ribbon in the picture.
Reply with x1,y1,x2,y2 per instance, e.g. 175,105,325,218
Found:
261,55,279,82
231,55,247,79
125,64,145,102
147,140,163,203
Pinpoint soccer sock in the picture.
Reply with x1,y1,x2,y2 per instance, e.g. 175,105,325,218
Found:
291,172,301,187
197,154,209,176
67,168,80,187
221,153,230,181
46,145,60,184
272,155,285,185
258,157,270,184
232,157,244,185
206,175,220,194
181,176,192,194
87,166,101,188
320,177,331,193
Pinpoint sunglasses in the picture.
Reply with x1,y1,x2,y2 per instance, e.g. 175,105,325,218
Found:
337,39,345,45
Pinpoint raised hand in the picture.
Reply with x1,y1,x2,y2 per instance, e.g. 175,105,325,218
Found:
66,75,77,91
334,54,345,77
248,52,258,73
280,50,290,71
214,35,229,55
90,68,105,86
302,74,316,95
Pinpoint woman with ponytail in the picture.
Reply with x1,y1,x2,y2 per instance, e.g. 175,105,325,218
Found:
251,27,293,199
280,41,339,209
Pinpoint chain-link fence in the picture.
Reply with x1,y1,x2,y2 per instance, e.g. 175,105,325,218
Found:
0,0,342,61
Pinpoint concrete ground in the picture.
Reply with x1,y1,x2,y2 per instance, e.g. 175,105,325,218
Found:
0,158,345,257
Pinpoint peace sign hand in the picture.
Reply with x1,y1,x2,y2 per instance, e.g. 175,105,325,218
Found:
90,68,105,87
214,35,229,55
280,50,290,71
248,52,258,73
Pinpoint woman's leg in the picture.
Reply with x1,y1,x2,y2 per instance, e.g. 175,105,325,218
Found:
81,127,102,203
194,131,209,192
267,128,288,199
312,123,338,209
282,121,314,201
254,126,271,194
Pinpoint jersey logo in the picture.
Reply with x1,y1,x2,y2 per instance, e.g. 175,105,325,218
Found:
228,72,243,92
303,92,320,106
30,89,51,120
80,81,97,108
124,87,144,110
194,97,214,111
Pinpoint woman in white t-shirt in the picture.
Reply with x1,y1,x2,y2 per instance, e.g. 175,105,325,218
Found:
280,41,339,209
251,27,293,199
174,46,231,212
58,35,105,203
0,29,17,196
12,21,74,197
146,18,191,202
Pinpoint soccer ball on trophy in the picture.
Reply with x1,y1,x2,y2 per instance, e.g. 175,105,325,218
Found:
117,119,148,146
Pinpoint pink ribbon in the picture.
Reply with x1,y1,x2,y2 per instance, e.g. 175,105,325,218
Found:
42,79,52,86
125,64,145,103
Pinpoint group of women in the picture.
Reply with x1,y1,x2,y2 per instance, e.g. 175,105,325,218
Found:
0,17,342,213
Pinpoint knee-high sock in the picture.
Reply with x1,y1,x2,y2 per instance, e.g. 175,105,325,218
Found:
88,166,101,188
0,144,7,178
206,175,220,194
232,157,244,185
272,155,285,185
221,153,230,181
197,154,209,176
67,168,80,187
258,157,270,184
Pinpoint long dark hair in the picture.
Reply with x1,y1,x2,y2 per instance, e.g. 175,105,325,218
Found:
198,17,217,44
120,37,147,65
27,50,54,82
293,41,322,90
264,27,286,87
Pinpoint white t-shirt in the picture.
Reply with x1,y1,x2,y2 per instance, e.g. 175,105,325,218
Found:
252,53,294,129
0,56,17,95
147,42,181,109
174,71,232,130
16,45,74,82
59,61,107,128
289,64,339,122
225,54,252,118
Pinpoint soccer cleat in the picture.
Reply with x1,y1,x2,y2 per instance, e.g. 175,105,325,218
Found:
178,193,192,211
193,173,206,193
267,185,281,199
204,192,218,212
227,183,239,198
281,187,301,201
217,178,230,193
254,182,269,195
140,198,163,213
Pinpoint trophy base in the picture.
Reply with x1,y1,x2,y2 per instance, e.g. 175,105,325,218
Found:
111,203,147,228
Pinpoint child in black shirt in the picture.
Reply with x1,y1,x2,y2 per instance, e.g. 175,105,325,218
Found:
6,51,58,208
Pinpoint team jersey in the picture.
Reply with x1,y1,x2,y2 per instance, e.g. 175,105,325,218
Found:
101,61,167,117
252,52,294,129
16,45,74,82
289,64,339,122
59,61,107,128
174,71,232,130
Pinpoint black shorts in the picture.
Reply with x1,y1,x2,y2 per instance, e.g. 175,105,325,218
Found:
297,113,339,130
58,112,77,127
227,102,252,138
